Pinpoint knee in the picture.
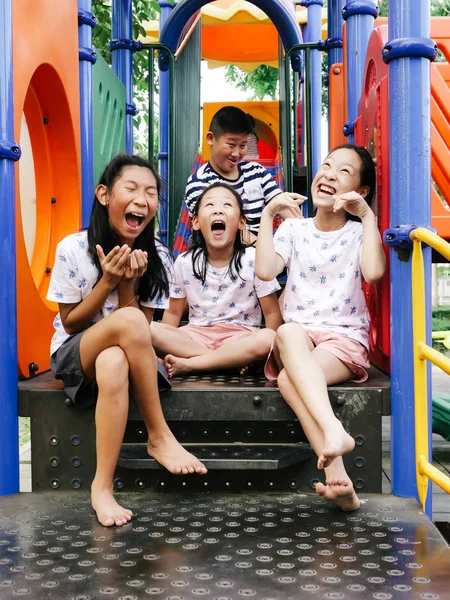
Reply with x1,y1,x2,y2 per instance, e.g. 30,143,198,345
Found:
255,328,275,358
116,307,152,345
275,322,310,352
277,368,289,390
96,348,129,394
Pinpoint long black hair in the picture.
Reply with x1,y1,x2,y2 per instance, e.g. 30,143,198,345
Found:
187,182,248,284
87,154,170,302
326,144,376,221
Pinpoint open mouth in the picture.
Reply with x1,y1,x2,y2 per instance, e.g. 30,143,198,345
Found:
125,212,145,229
317,184,336,196
211,220,226,238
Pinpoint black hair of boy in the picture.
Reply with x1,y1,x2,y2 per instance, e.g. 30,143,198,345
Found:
209,106,253,138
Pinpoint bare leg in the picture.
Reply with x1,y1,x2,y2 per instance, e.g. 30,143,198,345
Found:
277,368,360,511
164,329,274,377
274,323,355,469
91,347,133,526
80,308,207,477
151,322,209,358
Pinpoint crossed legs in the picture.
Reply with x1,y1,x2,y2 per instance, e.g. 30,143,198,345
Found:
79,308,207,527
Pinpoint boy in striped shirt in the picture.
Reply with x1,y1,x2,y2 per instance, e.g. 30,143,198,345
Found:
185,106,302,240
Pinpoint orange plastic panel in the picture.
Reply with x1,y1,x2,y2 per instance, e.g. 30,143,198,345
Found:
13,0,81,378
202,101,280,160
328,63,346,149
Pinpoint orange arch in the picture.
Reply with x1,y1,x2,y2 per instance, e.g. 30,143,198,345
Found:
13,0,81,378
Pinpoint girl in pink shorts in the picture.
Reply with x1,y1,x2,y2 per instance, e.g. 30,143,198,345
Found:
151,183,282,377
256,144,386,512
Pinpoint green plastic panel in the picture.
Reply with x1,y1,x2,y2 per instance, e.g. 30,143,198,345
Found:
169,22,202,246
92,48,126,187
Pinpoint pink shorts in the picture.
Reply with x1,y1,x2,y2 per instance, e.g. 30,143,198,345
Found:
265,328,370,383
180,323,254,351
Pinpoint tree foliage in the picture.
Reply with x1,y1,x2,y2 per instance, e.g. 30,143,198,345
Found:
224,64,279,100
92,0,170,155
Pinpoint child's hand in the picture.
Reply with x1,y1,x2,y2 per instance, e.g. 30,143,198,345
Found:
96,244,130,288
333,191,370,219
265,192,306,220
124,249,148,280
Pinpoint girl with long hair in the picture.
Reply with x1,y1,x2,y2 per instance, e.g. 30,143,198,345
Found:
151,182,282,376
47,154,206,527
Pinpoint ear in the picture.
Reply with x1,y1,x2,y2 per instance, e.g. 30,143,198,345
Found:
359,185,370,200
238,216,246,231
95,184,109,206
206,131,215,147
192,215,201,231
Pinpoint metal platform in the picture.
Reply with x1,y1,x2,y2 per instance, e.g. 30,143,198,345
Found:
0,491,449,599
18,368,390,494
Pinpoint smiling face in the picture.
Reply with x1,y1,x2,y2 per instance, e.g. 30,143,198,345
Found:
96,165,159,245
192,186,246,252
207,131,248,178
312,147,368,209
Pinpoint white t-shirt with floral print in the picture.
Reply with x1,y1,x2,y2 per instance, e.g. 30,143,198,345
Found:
171,246,280,328
47,231,172,356
274,218,369,348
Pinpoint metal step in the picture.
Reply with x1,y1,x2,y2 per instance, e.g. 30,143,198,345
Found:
0,491,448,599
118,443,313,470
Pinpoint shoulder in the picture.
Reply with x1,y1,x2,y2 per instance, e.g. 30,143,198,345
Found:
346,220,364,240
155,239,173,265
189,162,214,182
242,245,256,261
240,161,265,177
56,230,89,259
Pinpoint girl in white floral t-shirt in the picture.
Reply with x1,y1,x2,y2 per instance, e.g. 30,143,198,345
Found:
151,183,282,376
47,155,206,528
256,145,386,512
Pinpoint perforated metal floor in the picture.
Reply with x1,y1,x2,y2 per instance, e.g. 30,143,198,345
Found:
0,492,449,599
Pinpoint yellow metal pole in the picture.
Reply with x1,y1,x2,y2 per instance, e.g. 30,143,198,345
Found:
411,239,430,510
418,342,450,375
410,227,450,260
418,456,450,494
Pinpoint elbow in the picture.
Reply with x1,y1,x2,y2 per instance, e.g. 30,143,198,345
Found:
364,268,386,286
255,266,275,281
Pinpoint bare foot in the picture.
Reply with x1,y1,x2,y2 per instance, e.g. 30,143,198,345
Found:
164,354,191,378
317,425,355,470
147,432,207,475
315,478,360,511
91,484,133,527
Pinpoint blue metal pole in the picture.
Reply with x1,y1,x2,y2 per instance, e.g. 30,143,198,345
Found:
111,0,134,153
157,0,174,245
342,1,377,142
78,1,96,227
0,0,20,496
327,0,345,68
302,0,322,176
386,0,434,515
300,23,308,167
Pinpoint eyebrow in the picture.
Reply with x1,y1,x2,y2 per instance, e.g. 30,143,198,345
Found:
123,179,157,190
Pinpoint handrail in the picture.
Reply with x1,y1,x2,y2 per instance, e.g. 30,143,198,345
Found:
410,227,450,509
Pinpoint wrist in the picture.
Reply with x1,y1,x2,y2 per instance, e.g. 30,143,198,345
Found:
99,275,117,293
360,208,375,223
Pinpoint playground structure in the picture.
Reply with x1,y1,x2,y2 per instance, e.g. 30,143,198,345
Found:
1,0,450,596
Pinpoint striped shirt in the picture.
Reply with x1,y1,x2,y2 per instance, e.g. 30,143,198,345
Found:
184,161,281,234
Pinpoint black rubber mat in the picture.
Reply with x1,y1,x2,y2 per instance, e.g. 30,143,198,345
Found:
0,492,449,599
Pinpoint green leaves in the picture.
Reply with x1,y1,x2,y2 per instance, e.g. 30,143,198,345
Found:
225,65,279,100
